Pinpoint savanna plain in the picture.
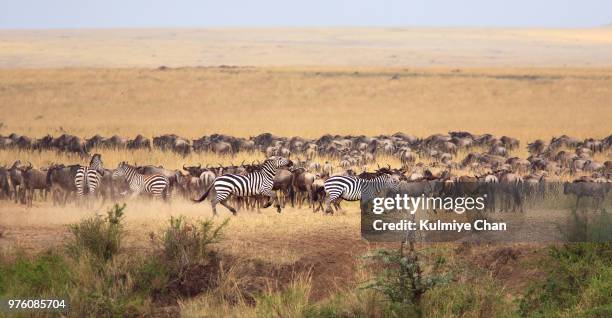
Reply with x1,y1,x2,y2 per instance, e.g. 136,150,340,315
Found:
0,28,611,317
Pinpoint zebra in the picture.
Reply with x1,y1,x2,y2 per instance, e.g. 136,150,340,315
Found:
112,162,170,200
323,173,401,214
74,154,104,201
193,156,293,216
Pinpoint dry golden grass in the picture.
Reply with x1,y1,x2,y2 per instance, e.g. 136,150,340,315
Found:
0,199,362,265
1,28,612,68
0,28,610,315
0,67,611,144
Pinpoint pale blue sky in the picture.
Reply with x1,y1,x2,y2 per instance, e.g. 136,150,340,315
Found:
0,0,610,29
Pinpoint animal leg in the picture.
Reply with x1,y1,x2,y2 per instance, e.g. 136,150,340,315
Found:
262,189,281,213
219,199,237,215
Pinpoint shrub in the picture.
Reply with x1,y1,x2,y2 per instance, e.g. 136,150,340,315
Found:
68,254,153,317
421,275,515,318
156,216,228,277
67,203,126,262
518,243,612,317
558,208,612,243
0,250,72,298
361,244,450,315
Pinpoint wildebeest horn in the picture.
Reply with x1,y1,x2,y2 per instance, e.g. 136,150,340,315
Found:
183,164,188,170
197,164,201,169
26,161,32,169
241,160,245,166
387,164,391,170
377,163,380,169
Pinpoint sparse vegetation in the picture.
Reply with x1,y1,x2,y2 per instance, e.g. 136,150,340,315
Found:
518,243,612,318
0,204,234,317
67,203,126,262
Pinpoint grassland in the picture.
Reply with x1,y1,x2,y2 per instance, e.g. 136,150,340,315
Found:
1,28,612,68
0,27,611,316
1,67,611,144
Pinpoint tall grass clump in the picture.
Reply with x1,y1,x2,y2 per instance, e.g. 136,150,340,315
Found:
67,203,126,263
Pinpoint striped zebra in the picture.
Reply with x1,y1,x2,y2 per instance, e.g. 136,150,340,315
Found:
112,162,170,200
193,156,293,215
323,173,401,214
74,154,104,199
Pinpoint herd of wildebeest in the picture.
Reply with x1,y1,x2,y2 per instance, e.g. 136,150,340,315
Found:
0,131,610,213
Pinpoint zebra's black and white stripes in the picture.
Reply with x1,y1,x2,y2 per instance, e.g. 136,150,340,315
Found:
75,153,103,198
323,173,401,213
193,156,293,215
112,162,170,199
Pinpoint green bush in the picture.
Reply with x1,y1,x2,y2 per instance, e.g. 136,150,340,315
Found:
361,245,450,315
421,275,515,318
518,243,612,317
0,206,232,317
156,215,229,277
558,208,612,243
0,250,72,298
67,203,126,262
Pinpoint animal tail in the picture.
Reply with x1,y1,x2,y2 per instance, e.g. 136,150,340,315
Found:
193,182,214,203
81,172,90,195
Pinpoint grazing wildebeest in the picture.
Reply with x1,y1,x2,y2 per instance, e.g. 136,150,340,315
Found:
563,181,609,210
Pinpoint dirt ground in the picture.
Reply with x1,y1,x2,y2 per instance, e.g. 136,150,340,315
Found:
0,200,371,299
0,198,556,301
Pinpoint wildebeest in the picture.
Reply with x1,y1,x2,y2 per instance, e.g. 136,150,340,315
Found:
292,167,316,208
8,160,25,203
496,172,524,213
19,162,50,206
563,181,609,210
154,134,191,156
127,135,152,150
46,164,80,205
0,166,11,199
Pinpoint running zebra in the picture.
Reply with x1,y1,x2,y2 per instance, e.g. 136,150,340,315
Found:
112,162,170,200
193,156,293,215
74,154,104,199
323,173,401,214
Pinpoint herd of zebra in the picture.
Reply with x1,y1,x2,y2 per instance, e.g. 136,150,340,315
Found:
0,131,610,215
